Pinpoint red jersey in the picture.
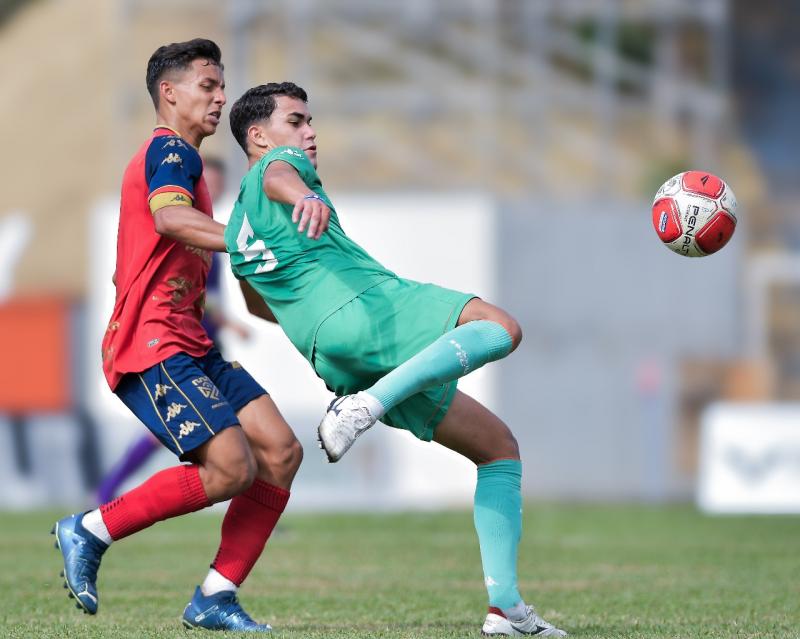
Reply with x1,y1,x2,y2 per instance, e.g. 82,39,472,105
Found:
102,126,214,390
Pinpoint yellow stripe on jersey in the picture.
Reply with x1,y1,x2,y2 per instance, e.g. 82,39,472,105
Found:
149,190,193,214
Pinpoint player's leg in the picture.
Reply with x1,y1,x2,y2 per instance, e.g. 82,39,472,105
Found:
184,352,300,632
52,353,255,616
95,433,160,504
319,291,520,462
199,398,301,592
364,298,520,412
433,391,566,637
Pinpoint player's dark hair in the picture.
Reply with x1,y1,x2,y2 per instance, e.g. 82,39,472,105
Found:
229,82,308,154
146,38,223,109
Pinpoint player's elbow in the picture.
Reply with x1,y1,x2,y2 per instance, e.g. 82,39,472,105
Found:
153,208,176,237
263,175,281,200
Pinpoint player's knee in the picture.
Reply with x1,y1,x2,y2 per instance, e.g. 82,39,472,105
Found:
503,316,523,351
505,431,520,459
215,450,257,499
257,436,304,475
486,426,520,463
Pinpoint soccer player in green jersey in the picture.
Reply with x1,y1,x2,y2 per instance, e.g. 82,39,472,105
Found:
226,83,567,637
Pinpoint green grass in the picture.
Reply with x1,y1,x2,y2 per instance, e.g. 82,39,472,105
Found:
1,505,798,638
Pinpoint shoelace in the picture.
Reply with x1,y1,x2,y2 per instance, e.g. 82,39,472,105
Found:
218,594,258,625
74,537,103,580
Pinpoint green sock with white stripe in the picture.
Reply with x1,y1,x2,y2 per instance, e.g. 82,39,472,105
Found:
365,320,513,415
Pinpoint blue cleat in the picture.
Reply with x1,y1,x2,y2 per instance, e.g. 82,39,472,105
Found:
51,512,108,615
182,586,272,632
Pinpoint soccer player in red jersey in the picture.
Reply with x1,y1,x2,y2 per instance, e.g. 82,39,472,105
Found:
51,39,307,632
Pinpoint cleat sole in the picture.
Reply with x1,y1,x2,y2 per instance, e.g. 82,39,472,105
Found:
52,518,97,616
316,429,337,464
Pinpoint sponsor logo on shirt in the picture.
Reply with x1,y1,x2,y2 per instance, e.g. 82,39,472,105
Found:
167,277,193,304
162,138,188,150
185,245,212,266
147,337,160,348
162,152,183,165
280,148,303,158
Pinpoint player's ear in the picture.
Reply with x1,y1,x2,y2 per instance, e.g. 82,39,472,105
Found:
159,80,177,106
247,123,269,152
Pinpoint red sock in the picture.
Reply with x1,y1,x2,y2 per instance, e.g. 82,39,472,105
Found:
100,464,210,540
212,479,290,585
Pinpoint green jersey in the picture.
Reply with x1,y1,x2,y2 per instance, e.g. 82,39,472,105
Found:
225,146,395,362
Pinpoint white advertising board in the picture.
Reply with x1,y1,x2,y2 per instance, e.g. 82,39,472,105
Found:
698,403,800,514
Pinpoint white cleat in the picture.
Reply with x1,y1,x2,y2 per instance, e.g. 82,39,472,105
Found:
481,606,567,637
317,393,378,463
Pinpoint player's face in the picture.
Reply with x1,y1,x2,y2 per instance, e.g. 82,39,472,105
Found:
168,59,226,145
263,96,317,167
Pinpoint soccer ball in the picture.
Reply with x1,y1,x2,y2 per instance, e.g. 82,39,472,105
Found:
651,171,738,257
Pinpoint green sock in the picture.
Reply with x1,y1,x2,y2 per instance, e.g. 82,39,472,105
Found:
365,320,512,414
474,459,523,610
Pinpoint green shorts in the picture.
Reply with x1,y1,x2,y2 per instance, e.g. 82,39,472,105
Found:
312,278,475,441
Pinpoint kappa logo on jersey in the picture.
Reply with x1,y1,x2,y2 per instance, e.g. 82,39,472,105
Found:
161,138,188,150
165,402,188,421
177,420,200,439
162,152,183,165
280,148,304,158
154,383,173,399
171,193,190,204
192,376,220,400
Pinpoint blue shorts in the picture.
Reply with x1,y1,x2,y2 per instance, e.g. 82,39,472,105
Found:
115,347,267,460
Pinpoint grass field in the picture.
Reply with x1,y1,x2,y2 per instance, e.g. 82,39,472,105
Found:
1,505,798,638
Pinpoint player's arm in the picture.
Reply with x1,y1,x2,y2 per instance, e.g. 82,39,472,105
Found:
263,160,330,240
146,136,227,251
152,205,226,252
239,280,278,323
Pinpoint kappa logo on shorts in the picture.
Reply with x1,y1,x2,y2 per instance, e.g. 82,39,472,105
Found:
154,384,172,399
165,402,188,421
192,376,220,400
177,420,200,439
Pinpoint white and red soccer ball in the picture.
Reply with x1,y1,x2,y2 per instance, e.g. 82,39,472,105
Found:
652,170,738,257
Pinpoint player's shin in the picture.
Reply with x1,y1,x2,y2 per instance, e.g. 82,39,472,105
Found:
365,320,513,414
209,479,290,590
99,465,210,540
474,459,524,612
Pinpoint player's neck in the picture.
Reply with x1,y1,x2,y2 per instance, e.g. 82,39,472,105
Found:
155,117,204,148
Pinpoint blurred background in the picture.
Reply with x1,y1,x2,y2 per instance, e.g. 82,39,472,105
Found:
1,0,799,513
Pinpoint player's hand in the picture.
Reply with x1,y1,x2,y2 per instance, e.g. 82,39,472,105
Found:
292,193,330,240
